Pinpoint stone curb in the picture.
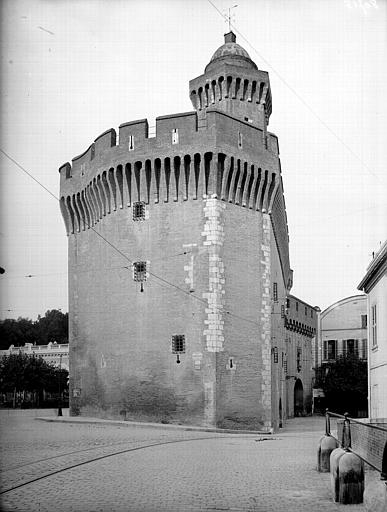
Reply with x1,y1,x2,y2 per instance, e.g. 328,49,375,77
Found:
35,416,273,436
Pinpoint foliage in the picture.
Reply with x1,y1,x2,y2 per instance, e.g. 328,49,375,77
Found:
316,355,368,416
0,309,68,350
0,353,68,395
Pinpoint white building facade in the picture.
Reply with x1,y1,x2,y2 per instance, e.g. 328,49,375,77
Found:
358,241,387,421
0,342,69,372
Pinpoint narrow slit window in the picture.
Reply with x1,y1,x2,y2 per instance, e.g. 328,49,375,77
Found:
172,334,185,354
238,131,243,148
172,128,179,144
273,282,278,303
133,261,147,282
297,347,302,372
129,135,134,151
133,201,146,220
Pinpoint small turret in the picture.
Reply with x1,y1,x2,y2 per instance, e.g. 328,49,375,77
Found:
189,32,272,130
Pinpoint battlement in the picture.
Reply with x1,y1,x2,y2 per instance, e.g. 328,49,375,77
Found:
59,109,279,183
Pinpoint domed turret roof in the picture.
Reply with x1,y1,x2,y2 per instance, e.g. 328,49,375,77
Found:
205,32,258,73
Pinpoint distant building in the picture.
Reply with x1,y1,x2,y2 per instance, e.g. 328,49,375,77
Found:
316,295,368,367
0,342,69,372
358,240,387,421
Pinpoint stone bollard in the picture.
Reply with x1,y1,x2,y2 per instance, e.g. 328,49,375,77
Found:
318,409,339,472
330,446,346,502
318,435,339,472
338,451,364,504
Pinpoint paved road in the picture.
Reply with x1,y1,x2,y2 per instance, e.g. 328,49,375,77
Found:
0,410,380,511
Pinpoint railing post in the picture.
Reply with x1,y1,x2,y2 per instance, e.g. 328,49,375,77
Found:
325,408,330,436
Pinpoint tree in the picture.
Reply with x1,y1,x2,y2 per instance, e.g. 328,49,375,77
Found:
0,353,69,407
0,309,68,350
316,355,368,417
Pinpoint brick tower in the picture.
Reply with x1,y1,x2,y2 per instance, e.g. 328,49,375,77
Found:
59,33,293,431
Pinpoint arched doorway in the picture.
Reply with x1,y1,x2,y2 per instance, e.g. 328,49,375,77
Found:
294,379,304,417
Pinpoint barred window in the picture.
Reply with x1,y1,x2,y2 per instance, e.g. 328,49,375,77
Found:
172,335,185,354
133,201,145,220
133,261,147,282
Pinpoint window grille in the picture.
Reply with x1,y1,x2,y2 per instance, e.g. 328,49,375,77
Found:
172,335,185,354
273,282,278,303
133,261,147,282
133,201,146,221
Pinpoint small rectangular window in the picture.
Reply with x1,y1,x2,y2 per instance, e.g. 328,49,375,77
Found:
296,302,299,312
129,135,134,151
172,128,179,144
361,314,367,329
238,131,243,148
133,261,147,282
305,306,307,316
172,334,185,354
273,282,278,303
133,201,146,221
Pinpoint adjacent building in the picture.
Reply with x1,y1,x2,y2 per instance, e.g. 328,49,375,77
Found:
283,295,318,418
59,32,314,431
358,241,387,421
316,295,368,367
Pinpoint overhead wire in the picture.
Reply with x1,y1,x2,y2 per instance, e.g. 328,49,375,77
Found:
0,149,266,328
206,0,380,182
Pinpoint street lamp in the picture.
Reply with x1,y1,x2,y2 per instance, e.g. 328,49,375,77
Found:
58,353,63,416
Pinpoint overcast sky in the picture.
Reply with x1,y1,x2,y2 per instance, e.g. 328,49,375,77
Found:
0,0,386,321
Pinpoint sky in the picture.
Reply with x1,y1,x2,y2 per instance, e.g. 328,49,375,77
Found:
0,0,386,321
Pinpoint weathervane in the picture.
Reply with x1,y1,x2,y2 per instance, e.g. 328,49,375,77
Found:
225,4,238,32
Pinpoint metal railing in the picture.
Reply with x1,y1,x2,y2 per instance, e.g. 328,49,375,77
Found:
325,409,387,479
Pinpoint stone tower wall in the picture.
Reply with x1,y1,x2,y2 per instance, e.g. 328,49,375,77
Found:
60,108,291,429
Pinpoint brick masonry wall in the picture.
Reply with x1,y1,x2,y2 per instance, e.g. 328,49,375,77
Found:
69,198,210,425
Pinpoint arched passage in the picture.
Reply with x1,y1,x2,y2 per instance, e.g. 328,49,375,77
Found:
294,379,304,417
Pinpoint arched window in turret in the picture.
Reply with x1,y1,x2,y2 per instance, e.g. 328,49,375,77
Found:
225,76,232,98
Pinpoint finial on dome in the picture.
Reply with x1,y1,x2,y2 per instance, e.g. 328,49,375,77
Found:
224,31,236,44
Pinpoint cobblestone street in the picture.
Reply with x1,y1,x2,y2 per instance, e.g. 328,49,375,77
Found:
0,410,381,511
